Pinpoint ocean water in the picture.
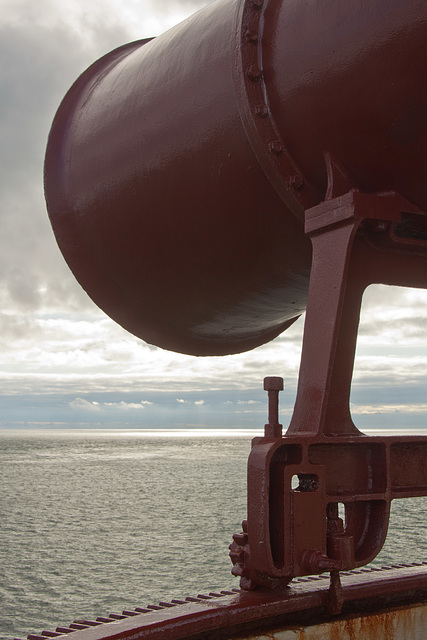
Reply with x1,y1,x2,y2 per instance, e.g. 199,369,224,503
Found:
1,429,427,640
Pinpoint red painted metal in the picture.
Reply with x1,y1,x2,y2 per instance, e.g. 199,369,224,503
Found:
230,186,427,590
43,0,427,628
16,565,427,640
44,0,427,356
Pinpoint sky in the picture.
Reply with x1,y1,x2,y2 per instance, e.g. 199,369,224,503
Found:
1,0,427,430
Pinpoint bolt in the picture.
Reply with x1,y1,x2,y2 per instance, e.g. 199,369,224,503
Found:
269,140,284,155
376,221,387,231
288,174,305,191
233,532,248,546
247,65,263,81
264,377,284,392
255,105,269,118
244,30,259,43
264,377,284,437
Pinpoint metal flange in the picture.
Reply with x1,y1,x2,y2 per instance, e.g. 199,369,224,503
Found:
234,0,320,221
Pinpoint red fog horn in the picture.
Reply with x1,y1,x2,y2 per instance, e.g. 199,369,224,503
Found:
44,0,427,355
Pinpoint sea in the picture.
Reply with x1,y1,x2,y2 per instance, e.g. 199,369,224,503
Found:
1,428,427,640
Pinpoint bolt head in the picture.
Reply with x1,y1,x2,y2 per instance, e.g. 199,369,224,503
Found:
255,105,269,118
247,65,262,81
264,376,284,391
288,174,305,191
269,140,284,155
244,29,259,43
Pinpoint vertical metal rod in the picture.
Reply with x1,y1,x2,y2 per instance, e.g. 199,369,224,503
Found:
263,377,284,437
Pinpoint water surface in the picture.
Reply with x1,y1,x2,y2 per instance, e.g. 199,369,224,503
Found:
1,429,426,640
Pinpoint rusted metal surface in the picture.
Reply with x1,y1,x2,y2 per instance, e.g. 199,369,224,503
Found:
44,0,427,356
243,603,427,639
16,564,427,640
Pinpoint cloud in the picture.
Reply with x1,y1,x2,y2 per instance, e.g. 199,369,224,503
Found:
69,397,101,411
1,0,427,430
353,403,427,415
0,0,135,318
145,0,214,16
71,399,153,410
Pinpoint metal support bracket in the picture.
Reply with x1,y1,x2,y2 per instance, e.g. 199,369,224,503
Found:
230,188,427,592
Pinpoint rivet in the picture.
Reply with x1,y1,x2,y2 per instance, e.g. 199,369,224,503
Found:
269,140,284,155
288,174,305,191
251,0,264,8
255,105,269,118
247,65,262,81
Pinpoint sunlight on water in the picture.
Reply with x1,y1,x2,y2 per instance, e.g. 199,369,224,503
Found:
1,429,426,640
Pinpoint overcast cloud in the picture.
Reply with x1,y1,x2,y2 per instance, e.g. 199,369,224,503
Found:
1,0,426,430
